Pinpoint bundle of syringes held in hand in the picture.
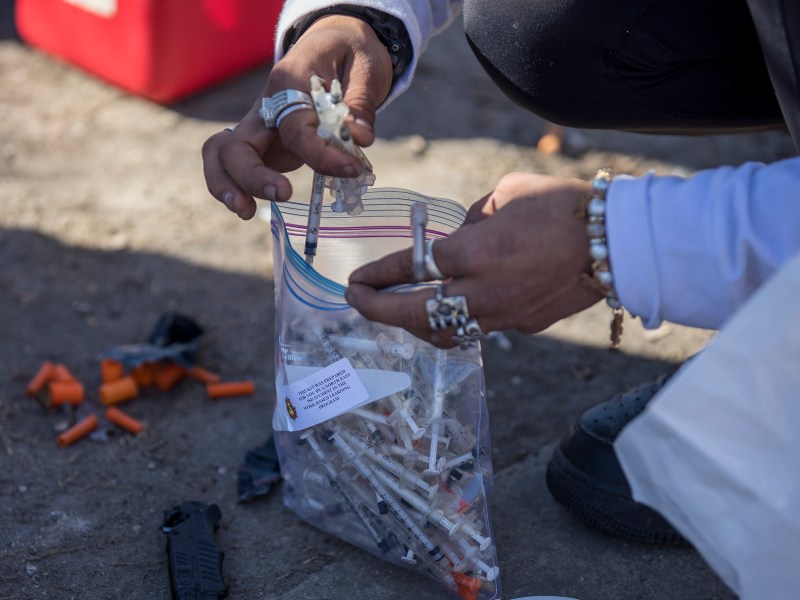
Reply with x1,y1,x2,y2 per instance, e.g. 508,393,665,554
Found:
282,314,499,600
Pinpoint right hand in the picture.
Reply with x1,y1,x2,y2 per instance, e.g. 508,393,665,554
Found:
202,15,394,219
346,172,602,347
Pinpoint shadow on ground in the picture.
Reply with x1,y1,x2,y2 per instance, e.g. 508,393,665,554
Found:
0,228,733,600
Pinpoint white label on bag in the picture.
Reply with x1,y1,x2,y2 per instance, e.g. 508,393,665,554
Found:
279,359,369,431
61,0,118,18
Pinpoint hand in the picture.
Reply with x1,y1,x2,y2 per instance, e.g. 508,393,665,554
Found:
345,172,604,347
202,16,393,219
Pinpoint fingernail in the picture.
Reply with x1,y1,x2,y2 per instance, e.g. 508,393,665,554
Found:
222,192,234,210
353,118,374,132
341,165,357,178
263,184,277,200
344,289,354,304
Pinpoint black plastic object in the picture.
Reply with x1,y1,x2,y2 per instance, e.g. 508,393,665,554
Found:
148,312,205,347
162,501,228,600
236,435,282,503
104,312,204,368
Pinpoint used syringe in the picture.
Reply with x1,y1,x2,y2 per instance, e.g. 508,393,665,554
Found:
304,172,325,264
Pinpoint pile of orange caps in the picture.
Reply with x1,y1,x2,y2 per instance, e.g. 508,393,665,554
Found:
25,359,255,447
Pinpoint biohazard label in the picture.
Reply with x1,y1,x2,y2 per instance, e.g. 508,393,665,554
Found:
61,0,117,18
279,359,369,431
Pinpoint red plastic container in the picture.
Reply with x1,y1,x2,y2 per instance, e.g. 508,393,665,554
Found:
15,0,282,103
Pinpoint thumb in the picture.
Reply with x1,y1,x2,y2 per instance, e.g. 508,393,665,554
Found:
462,190,496,225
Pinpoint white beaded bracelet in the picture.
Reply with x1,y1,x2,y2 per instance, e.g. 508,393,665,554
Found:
579,168,624,347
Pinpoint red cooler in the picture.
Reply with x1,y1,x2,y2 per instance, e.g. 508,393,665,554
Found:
15,0,283,103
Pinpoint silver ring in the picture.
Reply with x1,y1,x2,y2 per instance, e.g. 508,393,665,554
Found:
424,239,446,280
275,103,316,128
259,90,314,128
425,283,470,330
451,317,485,349
224,126,236,132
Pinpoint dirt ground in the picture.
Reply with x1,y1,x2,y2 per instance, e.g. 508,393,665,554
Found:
1,5,796,600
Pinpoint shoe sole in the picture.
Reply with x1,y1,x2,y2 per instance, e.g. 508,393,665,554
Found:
546,444,687,545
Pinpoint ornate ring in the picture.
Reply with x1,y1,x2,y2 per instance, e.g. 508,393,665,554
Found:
259,90,314,128
425,283,470,331
451,317,485,349
423,239,446,280
275,103,316,128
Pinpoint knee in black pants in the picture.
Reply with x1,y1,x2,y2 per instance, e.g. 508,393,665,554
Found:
463,0,783,132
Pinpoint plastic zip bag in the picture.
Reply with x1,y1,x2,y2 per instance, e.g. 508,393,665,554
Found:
269,189,501,600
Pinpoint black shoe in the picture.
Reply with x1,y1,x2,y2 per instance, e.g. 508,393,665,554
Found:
546,374,686,545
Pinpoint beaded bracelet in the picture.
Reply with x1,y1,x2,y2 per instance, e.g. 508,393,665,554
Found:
577,168,624,348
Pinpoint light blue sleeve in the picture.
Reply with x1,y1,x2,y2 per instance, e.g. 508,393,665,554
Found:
606,157,800,330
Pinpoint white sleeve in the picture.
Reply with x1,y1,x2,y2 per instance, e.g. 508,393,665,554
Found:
606,157,800,330
274,1,462,107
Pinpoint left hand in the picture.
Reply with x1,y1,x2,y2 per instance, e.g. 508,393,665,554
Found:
201,15,393,220
345,172,604,347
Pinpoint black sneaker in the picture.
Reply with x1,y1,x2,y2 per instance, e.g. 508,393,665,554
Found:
546,374,686,545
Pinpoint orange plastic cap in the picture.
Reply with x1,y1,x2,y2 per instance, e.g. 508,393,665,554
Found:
207,380,255,399
26,361,56,395
453,573,483,600
131,362,156,387
188,365,221,384
52,364,78,383
99,376,139,406
49,381,85,406
101,358,125,383
57,414,98,447
105,406,143,434
154,362,187,391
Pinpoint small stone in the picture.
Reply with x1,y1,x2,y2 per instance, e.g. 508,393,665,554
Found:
406,135,428,156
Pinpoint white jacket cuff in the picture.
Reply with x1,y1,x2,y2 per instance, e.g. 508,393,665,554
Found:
274,1,460,109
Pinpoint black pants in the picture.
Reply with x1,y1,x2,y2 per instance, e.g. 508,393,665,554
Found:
463,0,785,133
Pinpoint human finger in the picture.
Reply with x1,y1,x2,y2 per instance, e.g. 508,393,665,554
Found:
348,236,470,289
345,282,502,349
345,284,435,332
461,191,493,225
218,130,293,203
277,108,365,178
202,129,262,219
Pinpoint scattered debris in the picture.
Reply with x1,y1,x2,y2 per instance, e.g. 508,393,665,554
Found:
22,312,256,447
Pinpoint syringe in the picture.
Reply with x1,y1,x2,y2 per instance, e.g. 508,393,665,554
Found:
325,427,446,562
305,171,325,264
411,202,428,282
426,349,448,475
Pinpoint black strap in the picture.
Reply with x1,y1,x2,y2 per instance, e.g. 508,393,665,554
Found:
282,4,413,83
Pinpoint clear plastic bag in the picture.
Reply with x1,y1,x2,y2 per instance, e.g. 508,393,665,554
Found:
269,189,501,600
